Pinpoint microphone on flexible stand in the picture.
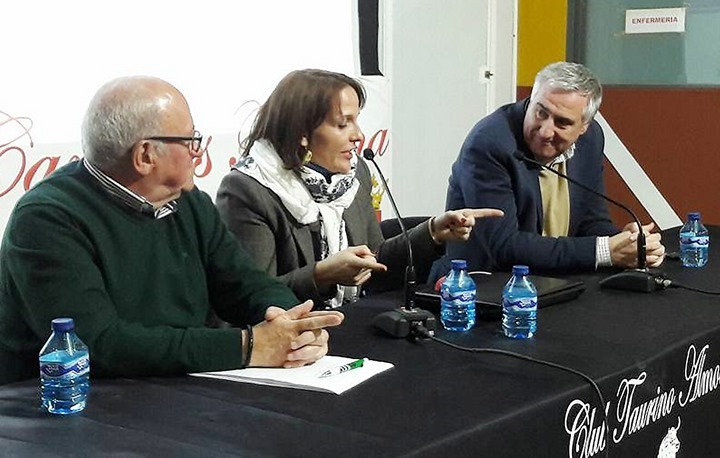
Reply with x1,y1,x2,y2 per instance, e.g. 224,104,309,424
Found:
363,148,437,339
513,151,670,293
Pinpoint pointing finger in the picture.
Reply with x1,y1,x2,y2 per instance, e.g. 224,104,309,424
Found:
462,208,504,220
356,258,387,272
292,312,345,332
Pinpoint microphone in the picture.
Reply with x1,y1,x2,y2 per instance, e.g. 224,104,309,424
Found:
513,151,669,293
363,148,437,338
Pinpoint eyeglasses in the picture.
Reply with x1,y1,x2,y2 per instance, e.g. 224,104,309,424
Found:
147,130,203,153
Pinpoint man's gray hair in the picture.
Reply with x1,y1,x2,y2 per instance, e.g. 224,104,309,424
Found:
81,76,164,171
530,62,602,123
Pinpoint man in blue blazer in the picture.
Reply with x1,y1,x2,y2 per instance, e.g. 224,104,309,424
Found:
443,62,665,274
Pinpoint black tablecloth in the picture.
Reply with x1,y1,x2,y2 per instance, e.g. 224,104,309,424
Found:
2,228,720,457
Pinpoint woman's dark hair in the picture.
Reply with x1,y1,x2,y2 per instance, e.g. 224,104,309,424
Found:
241,69,366,171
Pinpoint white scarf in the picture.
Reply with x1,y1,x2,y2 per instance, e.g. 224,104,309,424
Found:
236,140,359,307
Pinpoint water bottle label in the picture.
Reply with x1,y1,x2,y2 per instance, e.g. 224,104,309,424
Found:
440,290,476,303
40,355,90,379
680,233,709,248
503,297,537,311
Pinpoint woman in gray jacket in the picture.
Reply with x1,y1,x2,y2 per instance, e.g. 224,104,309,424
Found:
216,69,501,308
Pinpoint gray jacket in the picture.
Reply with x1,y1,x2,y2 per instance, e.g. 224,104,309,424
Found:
216,158,440,302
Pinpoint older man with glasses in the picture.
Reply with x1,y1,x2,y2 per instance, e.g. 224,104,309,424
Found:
0,76,344,384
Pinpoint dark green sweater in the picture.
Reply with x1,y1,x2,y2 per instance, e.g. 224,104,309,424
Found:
0,161,298,383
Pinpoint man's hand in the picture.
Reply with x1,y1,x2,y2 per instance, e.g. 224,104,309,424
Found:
430,208,504,243
314,245,387,288
643,229,666,268
610,221,665,268
250,300,344,368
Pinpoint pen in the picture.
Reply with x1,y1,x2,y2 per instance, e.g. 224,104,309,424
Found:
318,358,367,378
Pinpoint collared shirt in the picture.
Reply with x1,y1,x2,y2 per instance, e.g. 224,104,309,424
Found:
544,145,612,269
546,143,575,168
83,159,178,219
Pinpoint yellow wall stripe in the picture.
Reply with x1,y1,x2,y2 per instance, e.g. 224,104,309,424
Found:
518,0,568,87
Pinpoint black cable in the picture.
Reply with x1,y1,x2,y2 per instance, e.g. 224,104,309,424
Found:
413,324,611,458
669,282,720,295
657,253,720,294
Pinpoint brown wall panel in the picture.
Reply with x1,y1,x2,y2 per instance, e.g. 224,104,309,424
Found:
601,88,720,227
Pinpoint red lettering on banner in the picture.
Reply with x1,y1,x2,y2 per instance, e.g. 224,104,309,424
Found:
1,110,34,197
357,128,390,157
0,108,217,199
0,146,79,196
24,156,61,190
0,146,26,198
1,109,34,149
193,135,214,178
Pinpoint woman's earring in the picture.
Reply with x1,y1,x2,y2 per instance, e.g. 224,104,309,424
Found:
300,137,312,165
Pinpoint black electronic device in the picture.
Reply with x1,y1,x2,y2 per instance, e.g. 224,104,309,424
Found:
415,272,586,320
363,148,437,339
513,151,668,293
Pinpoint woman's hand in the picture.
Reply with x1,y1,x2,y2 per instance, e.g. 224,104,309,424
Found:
429,208,504,243
314,245,387,288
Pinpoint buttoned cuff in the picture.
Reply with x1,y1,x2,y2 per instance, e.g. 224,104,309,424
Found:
595,236,612,268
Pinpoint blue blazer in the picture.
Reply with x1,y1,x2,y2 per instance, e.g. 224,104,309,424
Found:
443,98,618,274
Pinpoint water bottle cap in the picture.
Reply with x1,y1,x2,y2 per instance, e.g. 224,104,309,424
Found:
688,212,701,220
512,265,529,275
51,317,75,332
450,259,467,270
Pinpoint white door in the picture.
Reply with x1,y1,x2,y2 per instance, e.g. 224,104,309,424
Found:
386,0,517,217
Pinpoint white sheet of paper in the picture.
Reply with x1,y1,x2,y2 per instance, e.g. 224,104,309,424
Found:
191,355,394,395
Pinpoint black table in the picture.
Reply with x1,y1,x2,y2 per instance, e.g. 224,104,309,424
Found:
2,228,720,457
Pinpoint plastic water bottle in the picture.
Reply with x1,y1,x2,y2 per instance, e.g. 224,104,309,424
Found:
440,259,476,331
502,265,537,339
39,318,90,415
679,212,709,268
